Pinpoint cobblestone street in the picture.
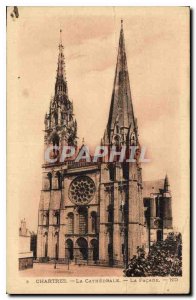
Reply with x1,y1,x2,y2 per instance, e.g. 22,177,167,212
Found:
20,263,124,277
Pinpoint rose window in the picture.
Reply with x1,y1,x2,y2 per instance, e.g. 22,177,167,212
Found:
69,176,95,205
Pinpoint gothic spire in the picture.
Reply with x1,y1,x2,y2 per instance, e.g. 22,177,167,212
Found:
104,20,136,145
55,29,68,96
45,30,77,148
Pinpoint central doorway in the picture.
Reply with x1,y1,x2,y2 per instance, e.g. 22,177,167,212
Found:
76,237,88,260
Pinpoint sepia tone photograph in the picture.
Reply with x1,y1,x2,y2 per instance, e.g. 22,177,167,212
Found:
7,6,190,294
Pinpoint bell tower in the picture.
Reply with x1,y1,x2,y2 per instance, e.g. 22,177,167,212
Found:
37,31,78,260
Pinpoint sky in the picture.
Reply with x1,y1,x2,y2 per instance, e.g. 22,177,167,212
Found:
7,7,189,232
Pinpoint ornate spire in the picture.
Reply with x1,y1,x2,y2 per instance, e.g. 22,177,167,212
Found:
44,30,77,148
55,29,68,96
104,21,136,145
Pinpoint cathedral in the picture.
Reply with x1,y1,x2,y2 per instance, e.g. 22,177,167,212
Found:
37,22,173,267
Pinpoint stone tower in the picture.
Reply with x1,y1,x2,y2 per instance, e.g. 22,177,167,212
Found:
143,174,173,247
37,30,77,260
99,21,147,267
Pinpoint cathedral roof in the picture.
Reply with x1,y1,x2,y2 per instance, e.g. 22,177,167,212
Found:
142,179,165,198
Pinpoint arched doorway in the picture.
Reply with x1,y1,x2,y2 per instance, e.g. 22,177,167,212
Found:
90,239,99,261
43,232,48,258
65,239,73,260
54,232,59,260
76,237,88,260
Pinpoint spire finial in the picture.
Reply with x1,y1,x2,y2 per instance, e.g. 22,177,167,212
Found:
59,29,62,44
121,19,123,29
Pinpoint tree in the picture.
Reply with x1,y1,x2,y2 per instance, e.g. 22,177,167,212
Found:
124,232,182,277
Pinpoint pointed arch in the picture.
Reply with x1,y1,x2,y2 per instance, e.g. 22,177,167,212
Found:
67,212,74,234
78,207,88,234
112,133,121,147
54,231,59,260
107,204,113,223
91,211,97,233
47,172,52,190
50,131,60,147
55,171,62,189
54,111,58,126
54,210,60,225
43,232,48,258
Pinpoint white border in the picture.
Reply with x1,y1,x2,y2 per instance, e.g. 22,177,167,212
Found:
1,0,194,298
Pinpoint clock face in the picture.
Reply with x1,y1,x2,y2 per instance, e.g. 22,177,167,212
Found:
69,176,96,205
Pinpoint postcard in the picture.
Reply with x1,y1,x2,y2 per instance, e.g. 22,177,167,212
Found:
7,6,190,294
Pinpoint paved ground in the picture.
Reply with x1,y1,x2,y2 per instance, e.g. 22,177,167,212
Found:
20,263,124,277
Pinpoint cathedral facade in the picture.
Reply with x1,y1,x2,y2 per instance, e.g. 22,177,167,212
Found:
37,22,173,267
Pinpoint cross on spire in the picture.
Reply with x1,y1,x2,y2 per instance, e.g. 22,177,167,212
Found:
60,29,62,44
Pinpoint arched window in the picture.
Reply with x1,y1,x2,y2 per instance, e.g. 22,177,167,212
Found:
130,132,136,146
109,164,115,181
116,124,119,134
78,207,88,234
43,232,48,258
67,213,74,234
122,162,129,180
54,211,60,225
108,204,113,223
68,136,73,145
56,171,62,189
47,173,52,190
54,112,58,126
156,198,161,218
43,211,49,226
114,134,120,148
49,132,60,160
54,232,59,260
91,212,97,233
